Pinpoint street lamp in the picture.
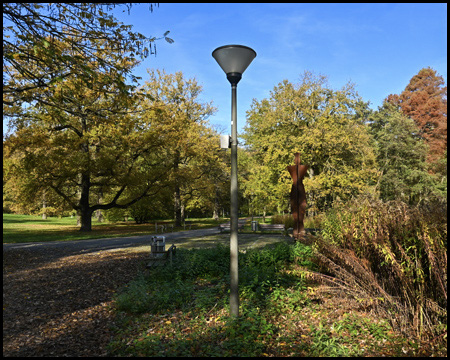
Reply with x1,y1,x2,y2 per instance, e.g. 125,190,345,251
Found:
212,44,256,317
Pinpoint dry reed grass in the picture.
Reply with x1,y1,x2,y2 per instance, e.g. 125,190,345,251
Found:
308,195,447,341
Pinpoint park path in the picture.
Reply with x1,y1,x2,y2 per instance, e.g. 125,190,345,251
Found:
3,227,220,253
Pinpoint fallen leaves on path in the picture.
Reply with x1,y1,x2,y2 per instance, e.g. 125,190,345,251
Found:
3,246,149,357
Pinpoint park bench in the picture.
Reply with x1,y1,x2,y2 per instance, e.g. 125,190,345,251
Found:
155,223,165,233
146,243,177,268
218,220,246,233
259,223,286,233
165,223,174,232
155,223,175,233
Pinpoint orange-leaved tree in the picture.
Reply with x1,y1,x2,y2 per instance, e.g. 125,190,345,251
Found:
386,67,447,171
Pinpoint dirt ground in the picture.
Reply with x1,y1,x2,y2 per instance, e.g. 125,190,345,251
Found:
3,233,288,356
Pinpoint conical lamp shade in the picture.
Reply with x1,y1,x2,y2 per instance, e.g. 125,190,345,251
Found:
212,45,256,75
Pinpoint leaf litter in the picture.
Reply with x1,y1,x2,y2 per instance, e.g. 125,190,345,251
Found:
3,246,149,356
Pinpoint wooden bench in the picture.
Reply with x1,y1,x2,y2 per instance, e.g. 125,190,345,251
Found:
155,223,164,233
155,223,175,233
146,244,176,268
218,221,246,233
259,223,286,233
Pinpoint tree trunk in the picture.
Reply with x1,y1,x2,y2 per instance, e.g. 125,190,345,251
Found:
181,202,185,223
79,172,92,231
213,186,220,220
307,167,314,217
173,151,182,227
78,118,92,232
95,189,104,222
42,191,47,220
95,209,104,222
79,208,93,232
174,186,182,227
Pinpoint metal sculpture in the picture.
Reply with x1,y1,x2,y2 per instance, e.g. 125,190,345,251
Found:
287,153,308,240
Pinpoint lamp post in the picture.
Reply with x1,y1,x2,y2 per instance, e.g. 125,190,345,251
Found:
212,45,256,317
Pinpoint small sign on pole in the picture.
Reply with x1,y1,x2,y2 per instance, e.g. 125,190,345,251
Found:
219,135,231,149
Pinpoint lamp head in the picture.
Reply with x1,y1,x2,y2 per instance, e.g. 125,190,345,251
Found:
212,45,256,85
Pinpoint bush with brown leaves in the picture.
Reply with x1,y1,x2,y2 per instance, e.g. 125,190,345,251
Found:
311,195,447,340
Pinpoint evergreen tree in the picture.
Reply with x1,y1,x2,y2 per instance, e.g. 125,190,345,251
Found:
369,101,440,204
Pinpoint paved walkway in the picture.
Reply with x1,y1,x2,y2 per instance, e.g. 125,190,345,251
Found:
2,227,221,254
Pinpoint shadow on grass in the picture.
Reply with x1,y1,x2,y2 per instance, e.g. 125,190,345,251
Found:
3,231,290,272
3,217,52,224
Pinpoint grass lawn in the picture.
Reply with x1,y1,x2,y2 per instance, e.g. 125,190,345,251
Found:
2,213,224,244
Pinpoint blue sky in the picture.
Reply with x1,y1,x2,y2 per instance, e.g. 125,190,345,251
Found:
111,3,447,135
4,4,447,136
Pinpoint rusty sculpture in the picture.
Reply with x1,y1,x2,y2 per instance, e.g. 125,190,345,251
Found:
287,153,308,240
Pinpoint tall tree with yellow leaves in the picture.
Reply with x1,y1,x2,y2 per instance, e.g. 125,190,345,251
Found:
140,70,218,226
3,35,173,231
242,71,378,213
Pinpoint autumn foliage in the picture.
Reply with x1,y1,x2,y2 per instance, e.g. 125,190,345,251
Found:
387,67,447,168
315,195,447,339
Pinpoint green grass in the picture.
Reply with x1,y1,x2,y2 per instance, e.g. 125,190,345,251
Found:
107,241,442,357
2,213,224,244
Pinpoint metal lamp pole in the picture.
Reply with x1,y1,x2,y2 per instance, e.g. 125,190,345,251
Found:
212,45,256,317
229,73,240,316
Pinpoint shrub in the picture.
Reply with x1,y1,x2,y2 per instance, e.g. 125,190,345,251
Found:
312,194,447,339
114,242,307,316
105,207,128,223
271,214,294,228
272,213,324,230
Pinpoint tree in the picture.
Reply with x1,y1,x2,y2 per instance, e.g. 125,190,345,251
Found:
3,3,173,114
140,70,218,226
3,32,176,231
183,146,231,219
386,67,447,169
3,4,176,231
242,71,378,213
240,150,279,217
368,101,442,204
